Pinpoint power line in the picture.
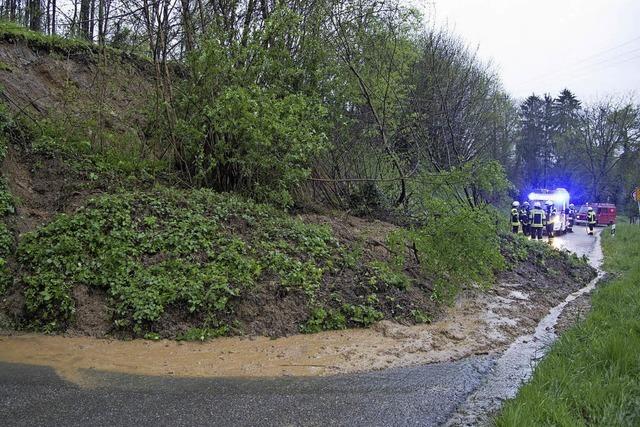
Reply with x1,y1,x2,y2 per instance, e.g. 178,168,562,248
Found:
515,34,640,88
568,53,640,82
559,34,640,67
519,46,640,89
540,46,640,83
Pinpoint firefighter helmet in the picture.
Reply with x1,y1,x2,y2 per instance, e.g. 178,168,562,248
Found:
545,200,553,206
512,201,520,207
523,201,530,207
534,202,541,208
588,206,593,211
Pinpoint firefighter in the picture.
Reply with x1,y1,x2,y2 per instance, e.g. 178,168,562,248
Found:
510,201,520,233
547,208,558,242
567,203,576,232
544,201,554,239
520,201,531,236
529,202,546,240
587,206,596,235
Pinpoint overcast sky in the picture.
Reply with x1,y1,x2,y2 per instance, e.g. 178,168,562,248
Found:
426,0,640,102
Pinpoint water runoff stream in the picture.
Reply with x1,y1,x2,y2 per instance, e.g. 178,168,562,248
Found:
446,228,604,426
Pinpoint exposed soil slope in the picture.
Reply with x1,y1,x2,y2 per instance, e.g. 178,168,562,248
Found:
0,39,151,129
0,34,161,238
3,145,96,234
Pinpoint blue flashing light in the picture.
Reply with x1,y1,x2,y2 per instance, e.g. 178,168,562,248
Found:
528,188,570,204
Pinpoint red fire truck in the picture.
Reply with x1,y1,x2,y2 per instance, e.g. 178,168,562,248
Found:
575,203,617,225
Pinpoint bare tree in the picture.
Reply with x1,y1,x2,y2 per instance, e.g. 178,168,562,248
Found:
576,99,639,201
327,0,416,206
407,29,509,207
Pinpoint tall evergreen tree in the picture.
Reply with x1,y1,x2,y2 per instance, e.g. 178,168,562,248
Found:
551,89,582,195
540,93,556,187
516,94,545,193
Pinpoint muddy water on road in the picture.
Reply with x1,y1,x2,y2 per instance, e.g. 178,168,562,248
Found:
0,230,601,387
0,285,543,385
0,282,569,386
447,229,604,426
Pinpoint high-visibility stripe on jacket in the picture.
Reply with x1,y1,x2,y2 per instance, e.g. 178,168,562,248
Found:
588,211,596,225
530,208,546,228
511,208,520,226
519,208,530,224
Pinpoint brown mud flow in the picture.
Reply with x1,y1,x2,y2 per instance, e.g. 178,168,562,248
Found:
0,228,596,385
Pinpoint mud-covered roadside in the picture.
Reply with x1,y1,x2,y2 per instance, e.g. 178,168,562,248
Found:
549,232,606,336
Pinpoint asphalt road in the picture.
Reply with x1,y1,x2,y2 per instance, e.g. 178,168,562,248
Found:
553,226,603,267
0,357,494,427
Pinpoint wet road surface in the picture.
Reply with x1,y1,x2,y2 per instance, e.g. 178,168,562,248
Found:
0,357,494,426
552,227,603,267
0,230,602,427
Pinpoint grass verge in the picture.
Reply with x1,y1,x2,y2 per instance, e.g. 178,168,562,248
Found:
495,223,640,426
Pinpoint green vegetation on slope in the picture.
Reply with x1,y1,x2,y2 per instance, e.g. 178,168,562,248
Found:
0,20,93,54
32,114,170,187
16,182,593,339
22,187,476,338
0,107,15,295
19,188,342,335
0,212,11,296
496,223,640,426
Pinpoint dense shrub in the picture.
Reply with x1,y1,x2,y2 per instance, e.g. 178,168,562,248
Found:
391,202,506,302
174,8,328,207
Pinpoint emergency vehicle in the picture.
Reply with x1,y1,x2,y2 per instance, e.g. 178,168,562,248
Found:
527,188,571,234
575,203,617,225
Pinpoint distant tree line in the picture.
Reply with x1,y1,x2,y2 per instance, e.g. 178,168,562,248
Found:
511,90,639,214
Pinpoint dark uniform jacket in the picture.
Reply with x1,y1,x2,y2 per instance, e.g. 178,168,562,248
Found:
511,208,520,226
530,208,546,227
